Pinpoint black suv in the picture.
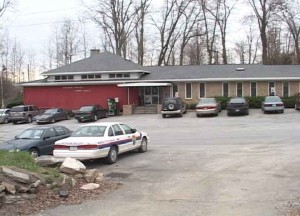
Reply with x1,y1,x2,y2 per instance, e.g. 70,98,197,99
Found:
161,97,187,118
9,105,41,124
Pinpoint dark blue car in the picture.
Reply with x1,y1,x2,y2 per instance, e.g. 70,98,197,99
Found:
0,125,72,157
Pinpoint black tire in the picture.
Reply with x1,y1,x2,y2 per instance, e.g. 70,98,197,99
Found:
215,112,219,116
106,146,118,164
27,116,32,123
196,114,201,117
93,114,98,122
227,112,231,116
12,121,18,125
162,114,166,118
66,114,70,120
29,148,40,158
3,118,8,124
263,110,267,114
138,137,148,153
178,111,183,117
77,119,81,123
50,118,55,123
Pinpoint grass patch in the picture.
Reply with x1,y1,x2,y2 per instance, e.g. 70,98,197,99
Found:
0,150,61,183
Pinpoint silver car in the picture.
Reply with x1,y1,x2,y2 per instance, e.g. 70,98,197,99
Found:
262,96,284,114
0,108,10,124
196,98,221,117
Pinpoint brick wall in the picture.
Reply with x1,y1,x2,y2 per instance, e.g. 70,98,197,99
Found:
206,82,222,97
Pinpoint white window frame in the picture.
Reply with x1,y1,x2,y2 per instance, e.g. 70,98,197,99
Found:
185,83,192,99
199,82,206,98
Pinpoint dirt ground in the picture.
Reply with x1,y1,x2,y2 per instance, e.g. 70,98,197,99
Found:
0,180,120,216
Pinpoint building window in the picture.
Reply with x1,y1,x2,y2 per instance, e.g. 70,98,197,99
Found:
251,82,257,97
55,75,73,81
199,83,206,98
223,83,229,97
95,74,101,79
283,82,289,97
237,82,243,97
88,74,94,79
109,74,116,78
116,74,123,78
185,83,192,99
124,73,130,78
269,81,275,96
81,75,87,79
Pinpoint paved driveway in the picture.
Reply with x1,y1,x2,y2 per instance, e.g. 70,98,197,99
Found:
1,109,300,216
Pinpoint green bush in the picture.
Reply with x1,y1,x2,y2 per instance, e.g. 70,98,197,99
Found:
244,96,265,109
282,96,296,108
187,103,197,110
215,96,230,110
6,101,23,108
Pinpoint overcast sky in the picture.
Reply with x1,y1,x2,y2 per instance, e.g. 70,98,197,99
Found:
2,0,166,53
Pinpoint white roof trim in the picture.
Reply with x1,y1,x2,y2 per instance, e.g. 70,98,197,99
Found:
141,77,300,82
42,70,150,76
118,83,172,87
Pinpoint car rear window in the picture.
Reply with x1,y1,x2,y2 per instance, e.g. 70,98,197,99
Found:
72,126,106,137
229,98,245,103
11,106,26,112
163,98,177,105
265,97,281,102
200,98,216,104
79,106,93,112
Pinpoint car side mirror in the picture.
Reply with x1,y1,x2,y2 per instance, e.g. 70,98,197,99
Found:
131,128,137,133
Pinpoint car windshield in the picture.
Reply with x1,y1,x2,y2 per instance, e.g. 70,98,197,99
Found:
265,97,281,102
0,110,5,115
71,126,107,137
199,98,216,104
79,106,93,112
17,129,45,140
230,98,245,103
44,109,58,114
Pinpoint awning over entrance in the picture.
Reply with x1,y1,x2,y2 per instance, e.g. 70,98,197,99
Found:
117,82,172,87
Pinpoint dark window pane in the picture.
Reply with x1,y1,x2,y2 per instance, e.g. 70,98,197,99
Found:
223,83,228,97
237,82,243,97
283,82,289,97
124,73,130,78
185,83,192,98
116,74,123,78
199,83,205,98
55,76,60,80
269,82,275,96
95,74,101,79
82,75,87,79
109,74,115,78
251,82,256,97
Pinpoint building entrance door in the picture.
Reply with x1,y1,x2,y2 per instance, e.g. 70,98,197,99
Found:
144,86,159,105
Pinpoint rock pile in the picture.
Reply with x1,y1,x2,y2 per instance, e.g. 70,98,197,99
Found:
0,156,104,206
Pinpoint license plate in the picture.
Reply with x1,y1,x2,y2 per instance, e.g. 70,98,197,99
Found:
272,104,276,107
69,146,77,151
81,116,84,119
235,109,240,112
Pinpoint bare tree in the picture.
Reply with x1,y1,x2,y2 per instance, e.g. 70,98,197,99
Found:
246,0,284,64
199,0,218,64
135,0,150,65
152,0,192,66
204,0,238,64
178,2,204,65
280,0,300,63
86,0,138,58
0,0,13,18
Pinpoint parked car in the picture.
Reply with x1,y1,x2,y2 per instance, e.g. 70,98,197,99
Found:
9,105,41,124
196,98,221,117
161,97,187,118
0,125,72,157
294,93,300,110
227,97,249,116
0,108,10,124
34,108,71,124
262,96,284,114
74,105,108,122
53,122,148,164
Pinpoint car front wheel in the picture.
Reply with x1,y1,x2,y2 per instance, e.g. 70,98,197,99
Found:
138,138,148,153
27,116,32,123
106,146,118,164
29,148,40,158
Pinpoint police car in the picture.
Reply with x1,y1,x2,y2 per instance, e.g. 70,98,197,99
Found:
53,122,149,164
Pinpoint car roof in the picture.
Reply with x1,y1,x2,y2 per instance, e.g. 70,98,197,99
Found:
27,125,67,130
79,122,124,127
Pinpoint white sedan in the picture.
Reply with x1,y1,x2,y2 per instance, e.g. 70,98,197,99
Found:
53,122,149,164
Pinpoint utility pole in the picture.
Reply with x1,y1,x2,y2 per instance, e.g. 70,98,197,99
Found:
1,65,7,108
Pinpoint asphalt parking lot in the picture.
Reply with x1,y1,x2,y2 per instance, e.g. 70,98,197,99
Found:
2,109,300,216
